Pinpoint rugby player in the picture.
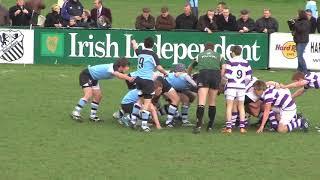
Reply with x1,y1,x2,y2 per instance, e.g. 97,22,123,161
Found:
130,37,168,131
223,45,253,133
281,71,320,98
71,58,134,122
254,80,309,133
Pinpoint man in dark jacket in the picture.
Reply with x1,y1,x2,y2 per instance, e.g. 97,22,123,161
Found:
216,7,237,31
61,0,83,24
0,5,10,26
306,9,317,33
293,10,311,74
44,4,63,27
155,7,175,30
25,0,45,25
237,9,255,33
135,8,155,29
9,0,32,26
91,0,112,27
176,3,197,30
197,9,218,33
255,9,278,33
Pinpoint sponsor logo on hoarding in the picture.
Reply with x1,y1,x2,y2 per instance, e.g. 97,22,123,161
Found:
275,41,296,59
0,30,24,62
40,33,64,57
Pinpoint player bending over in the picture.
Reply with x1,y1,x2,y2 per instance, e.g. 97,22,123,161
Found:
223,46,252,134
190,42,226,133
254,80,309,133
120,80,163,130
281,71,320,98
129,37,167,131
71,58,134,122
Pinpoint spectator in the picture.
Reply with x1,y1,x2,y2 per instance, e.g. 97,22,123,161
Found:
67,17,78,28
78,9,93,27
135,8,155,30
214,1,226,18
306,9,317,33
176,3,198,30
216,7,237,31
292,10,310,74
237,9,255,33
44,4,63,27
0,5,10,26
188,0,198,18
155,6,176,30
97,15,111,28
197,9,218,33
305,0,318,18
25,0,45,25
317,16,320,33
9,0,32,26
255,9,279,33
61,0,83,24
91,0,112,27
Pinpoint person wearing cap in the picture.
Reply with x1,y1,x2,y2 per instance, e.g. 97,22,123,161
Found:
197,9,218,33
155,6,176,30
44,4,63,27
135,7,155,30
237,9,255,33
176,3,198,30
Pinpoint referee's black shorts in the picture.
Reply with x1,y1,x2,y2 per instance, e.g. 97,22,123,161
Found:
197,69,221,89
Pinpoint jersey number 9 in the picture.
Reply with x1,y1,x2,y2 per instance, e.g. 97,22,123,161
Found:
236,70,243,79
138,57,144,69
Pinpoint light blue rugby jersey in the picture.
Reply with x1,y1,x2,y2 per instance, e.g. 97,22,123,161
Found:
131,48,160,80
88,63,115,80
121,89,139,104
165,73,189,90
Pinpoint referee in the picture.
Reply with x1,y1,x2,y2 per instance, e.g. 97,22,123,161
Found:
189,42,226,133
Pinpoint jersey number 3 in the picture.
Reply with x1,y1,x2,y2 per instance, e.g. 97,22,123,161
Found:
138,57,144,69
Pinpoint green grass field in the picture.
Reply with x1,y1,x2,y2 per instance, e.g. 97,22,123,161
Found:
0,64,320,180
0,0,306,32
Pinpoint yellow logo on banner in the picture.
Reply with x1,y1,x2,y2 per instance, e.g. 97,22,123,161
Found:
281,41,297,59
46,36,59,53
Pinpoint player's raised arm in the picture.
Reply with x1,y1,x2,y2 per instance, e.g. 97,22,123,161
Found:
281,80,308,89
131,39,142,56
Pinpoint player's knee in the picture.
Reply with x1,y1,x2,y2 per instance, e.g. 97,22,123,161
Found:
277,124,288,133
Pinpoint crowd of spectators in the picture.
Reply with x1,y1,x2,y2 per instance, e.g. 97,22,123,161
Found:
0,0,320,34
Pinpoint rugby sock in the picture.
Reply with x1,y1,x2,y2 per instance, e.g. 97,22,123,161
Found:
75,98,87,112
231,112,239,128
141,110,150,127
269,111,278,130
287,118,300,132
226,121,232,129
181,105,190,123
90,101,99,117
207,106,216,129
131,103,141,124
196,105,205,127
166,104,178,125
239,120,246,129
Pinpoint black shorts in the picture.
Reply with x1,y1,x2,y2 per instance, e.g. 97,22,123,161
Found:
134,77,154,99
244,95,254,105
197,69,221,89
156,76,172,93
121,103,134,114
79,69,98,88
126,73,136,90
